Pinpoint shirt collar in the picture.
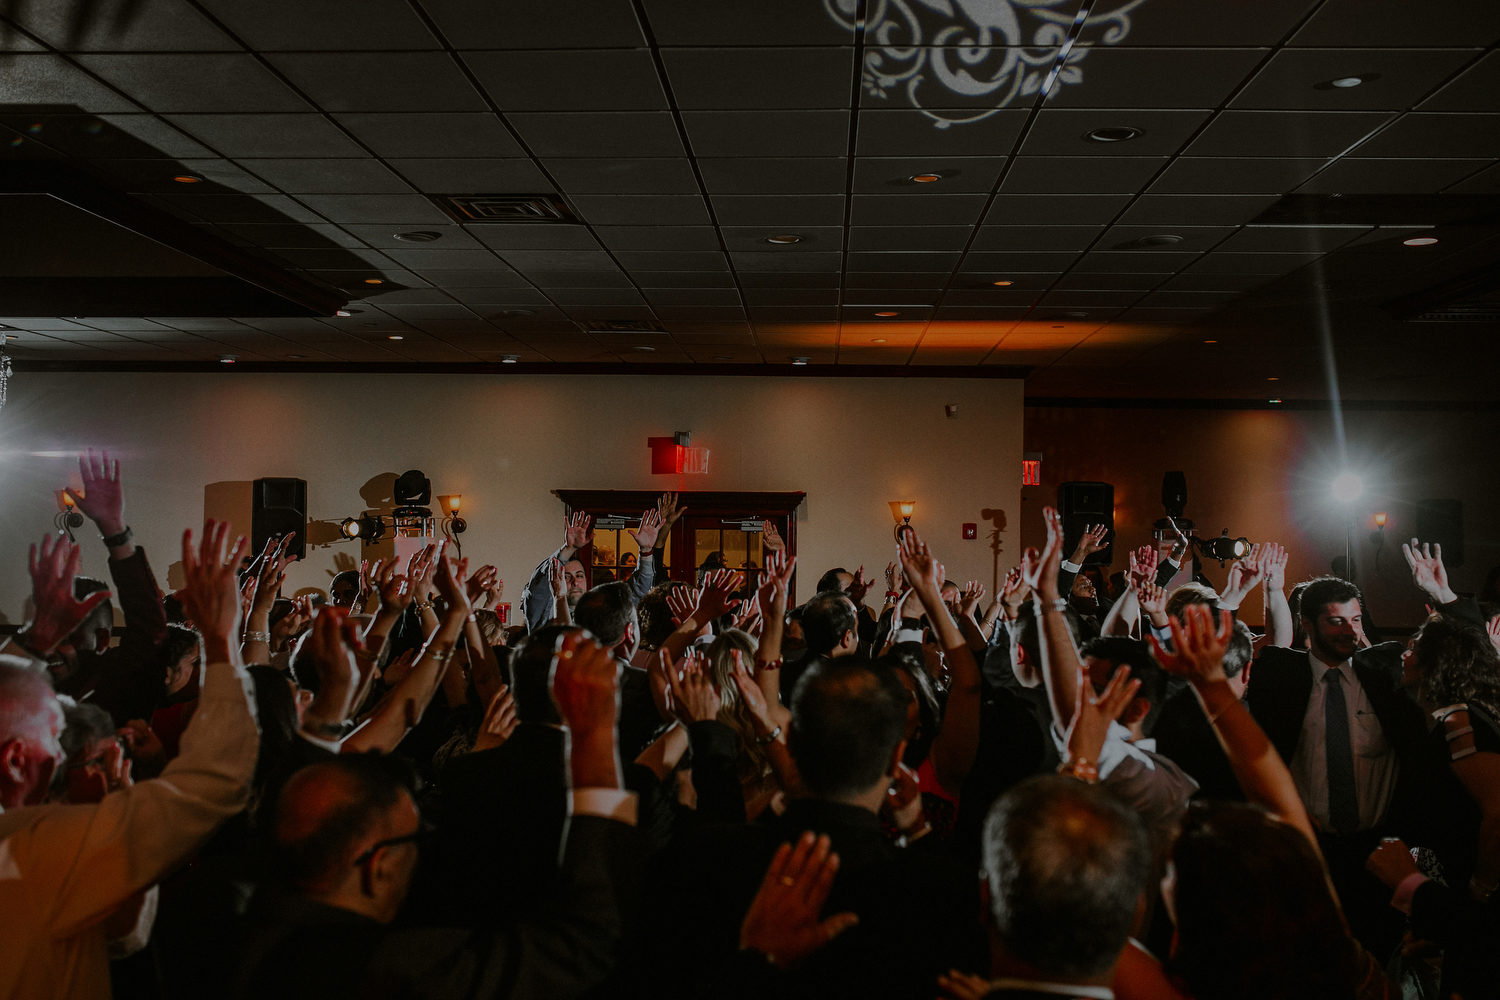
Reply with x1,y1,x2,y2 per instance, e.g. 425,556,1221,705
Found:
1308,648,1351,680
987,978,1113,999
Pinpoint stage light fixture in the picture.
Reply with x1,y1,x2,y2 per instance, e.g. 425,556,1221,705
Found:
1199,530,1251,564
340,515,385,541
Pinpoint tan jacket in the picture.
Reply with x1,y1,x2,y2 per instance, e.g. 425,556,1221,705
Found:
0,653,258,1000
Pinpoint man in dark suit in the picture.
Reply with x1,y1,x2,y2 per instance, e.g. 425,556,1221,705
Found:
632,656,987,999
1154,620,1256,802
232,634,643,1000
1245,555,1482,955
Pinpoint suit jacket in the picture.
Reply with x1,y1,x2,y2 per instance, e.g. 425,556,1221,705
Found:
1153,688,1246,803
231,815,641,1000
56,546,168,725
630,798,987,999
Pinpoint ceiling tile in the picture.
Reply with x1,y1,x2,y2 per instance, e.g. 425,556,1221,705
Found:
1419,51,1500,111
1116,194,1283,225
340,225,482,249
942,289,1043,307
1047,48,1269,108
397,269,533,287
844,272,949,288
1297,158,1491,193
380,248,510,270
640,0,852,45
167,114,366,157
963,251,1081,272
0,55,141,112
499,250,618,270
852,193,988,226
1002,156,1167,193
710,195,845,226
1445,162,1500,194
1183,251,1321,273
1095,225,1236,251
740,272,840,287
732,252,842,271
428,0,645,47
681,110,849,157
856,108,1028,156
544,287,646,306
632,271,738,287
1212,226,1370,252
1020,109,1213,156
1071,250,1202,273
1157,272,1276,292
295,194,451,223
847,252,961,271
614,251,728,270
84,157,275,194
972,226,1104,251
1353,113,1500,158
720,227,844,252
1291,0,1500,47
543,158,699,194
268,52,486,113
643,288,742,306
334,113,526,158
698,158,847,194
983,194,1132,226
466,49,668,111
237,158,411,194
849,226,970,251
8,0,237,51
661,48,853,109
1186,110,1393,157
1148,157,1326,194
225,222,369,248
853,156,1007,194
569,195,712,225
466,225,602,250
1113,0,1317,46
595,226,722,251
507,111,685,157
1036,289,1146,308
1230,49,1481,110
77,54,311,113
743,288,838,306
1053,272,1163,290
198,0,441,50
387,157,552,191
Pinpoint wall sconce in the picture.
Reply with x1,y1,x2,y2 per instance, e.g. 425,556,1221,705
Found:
438,494,467,540
1373,511,1388,528
889,500,915,525
1370,512,1389,567
55,490,84,542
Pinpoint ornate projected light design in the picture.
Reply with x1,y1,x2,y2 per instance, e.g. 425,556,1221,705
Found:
0,335,11,413
824,0,1148,127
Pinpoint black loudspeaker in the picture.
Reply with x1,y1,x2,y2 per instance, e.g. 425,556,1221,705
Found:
1057,481,1115,565
252,477,307,560
1415,499,1464,568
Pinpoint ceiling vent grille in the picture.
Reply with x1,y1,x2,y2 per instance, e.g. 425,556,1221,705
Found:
432,194,578,223
1407,307,1500,323
583,319,664,332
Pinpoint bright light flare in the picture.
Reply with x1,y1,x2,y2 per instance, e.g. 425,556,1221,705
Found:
1331,472,1363,504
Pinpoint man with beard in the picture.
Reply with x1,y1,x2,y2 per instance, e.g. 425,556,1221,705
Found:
521,508,662,634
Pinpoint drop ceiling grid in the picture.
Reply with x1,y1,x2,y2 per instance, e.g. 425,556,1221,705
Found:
0,0,1494,374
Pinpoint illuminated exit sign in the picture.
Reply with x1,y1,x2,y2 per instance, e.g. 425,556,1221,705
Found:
1022,451,1042,486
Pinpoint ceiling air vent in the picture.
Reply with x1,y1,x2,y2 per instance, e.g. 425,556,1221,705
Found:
583,319,664,332
1407,307,1500,324
432,194,578,223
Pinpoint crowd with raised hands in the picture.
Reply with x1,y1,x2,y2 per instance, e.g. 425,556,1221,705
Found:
3,455,1500,1000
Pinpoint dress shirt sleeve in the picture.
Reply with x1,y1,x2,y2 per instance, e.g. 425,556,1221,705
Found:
521,548,566,634
625,551,654,605
3,655,259,939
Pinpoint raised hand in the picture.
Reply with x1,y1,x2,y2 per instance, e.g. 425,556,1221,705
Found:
1150,603,1232,685
180,520,249,651
958,580,986,617
1219,544,1267,611
1404,539,1457,605
1062,664,1140,775
757,549,796,621
1165,516,1192,561
271,594,313,651
884,561,901,595
1139,581,1169,625
369,558,413,615
21,534,113,656
732,605,762,636
432,545,471,616
846,565,871,605
252,533,297,612
897,529,944,596
1071,523,1110,563
465,564,499,608
564,511,593,552
698,568,745,621
658,492,687,531
355,558,371,612
1260,542,1288,590
406,544,439,603
551,632,622,788
382,648,418,687
1127,544,1158,591
667,584,699,627
666,649,721,724
739,832,857,970
301,606,364,729
63,448,126,537
761,519,784,552
628,507,664,551
547,556,568,601
730,649,779,734
999,565,1029,619
1020,507,1065,602
473,684,518,753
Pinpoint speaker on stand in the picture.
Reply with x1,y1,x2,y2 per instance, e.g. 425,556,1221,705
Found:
1057,481,1115,565
252,477,307,560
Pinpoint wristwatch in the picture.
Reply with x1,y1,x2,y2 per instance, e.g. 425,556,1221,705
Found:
102,526,133,548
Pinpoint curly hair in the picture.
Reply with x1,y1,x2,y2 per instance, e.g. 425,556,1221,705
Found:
637,581,685,651
705,629,771,791
1413,616,1500,717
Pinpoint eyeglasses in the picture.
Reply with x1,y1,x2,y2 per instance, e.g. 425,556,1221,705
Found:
353,819,435,866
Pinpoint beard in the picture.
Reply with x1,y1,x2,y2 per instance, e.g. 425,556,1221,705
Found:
566,591,583,610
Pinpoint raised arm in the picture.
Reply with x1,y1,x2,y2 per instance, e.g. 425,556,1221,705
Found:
1150,604,1318,849
344,544,470,754
955,580,989,653
623,508,662,603
547,557,572,626
6,536,112,662
753,550,795,709
1028,507,1084,733
241,533,296,665
1260,543,1293,646
897,529,980,796
1058,523,1109,600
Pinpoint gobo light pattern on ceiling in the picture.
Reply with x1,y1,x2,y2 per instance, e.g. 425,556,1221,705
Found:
826,0,1149,127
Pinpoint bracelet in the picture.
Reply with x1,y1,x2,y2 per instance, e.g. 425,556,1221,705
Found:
1034,597,1069,616
885,590,900,599
1057,757,1099,783
900,821,933,846
756,657,783,673
101,525,133,548
243,630,270,643
415,601,434,612
756,725,782,745
466,613,478,622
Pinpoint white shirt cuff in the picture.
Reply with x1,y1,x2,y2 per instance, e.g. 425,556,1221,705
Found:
297,730,343,754
1061,559,1083,573
572,788,638,825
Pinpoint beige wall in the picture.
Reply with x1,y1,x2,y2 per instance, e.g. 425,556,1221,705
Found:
0,372,1024,621
1022,406,1500,629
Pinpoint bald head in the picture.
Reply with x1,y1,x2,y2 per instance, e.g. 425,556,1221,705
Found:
983,776,1150,979
275,754,417,894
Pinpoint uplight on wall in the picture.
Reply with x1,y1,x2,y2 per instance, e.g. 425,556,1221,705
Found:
889,500,916,525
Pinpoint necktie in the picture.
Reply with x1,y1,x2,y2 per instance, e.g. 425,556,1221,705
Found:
1324,668,1360,834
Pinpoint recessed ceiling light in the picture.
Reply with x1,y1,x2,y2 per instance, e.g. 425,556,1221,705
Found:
909,173,942,183
388,335,404,340
871,338,887,343
1085,126,1143,143
218,354,236,363
874,310,899,317
500,309,533,316
1063,310,1090,318
393,231,441,243
992,280,1013,286
764,234,803,244
173,174,203,183
712,355,734,361
791,356,810,365
1331,76,1363,88
500,355,519,363
1316,73,1380,90
363,278,384,284
1140,235,1183,246
1267,376,1279,381
335,310,352,317
633,345,655,352
1203,339,1217,343
287,354,306,359
1403,236,1439,246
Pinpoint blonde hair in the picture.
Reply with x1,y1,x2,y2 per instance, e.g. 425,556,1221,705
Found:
705,629,772,790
